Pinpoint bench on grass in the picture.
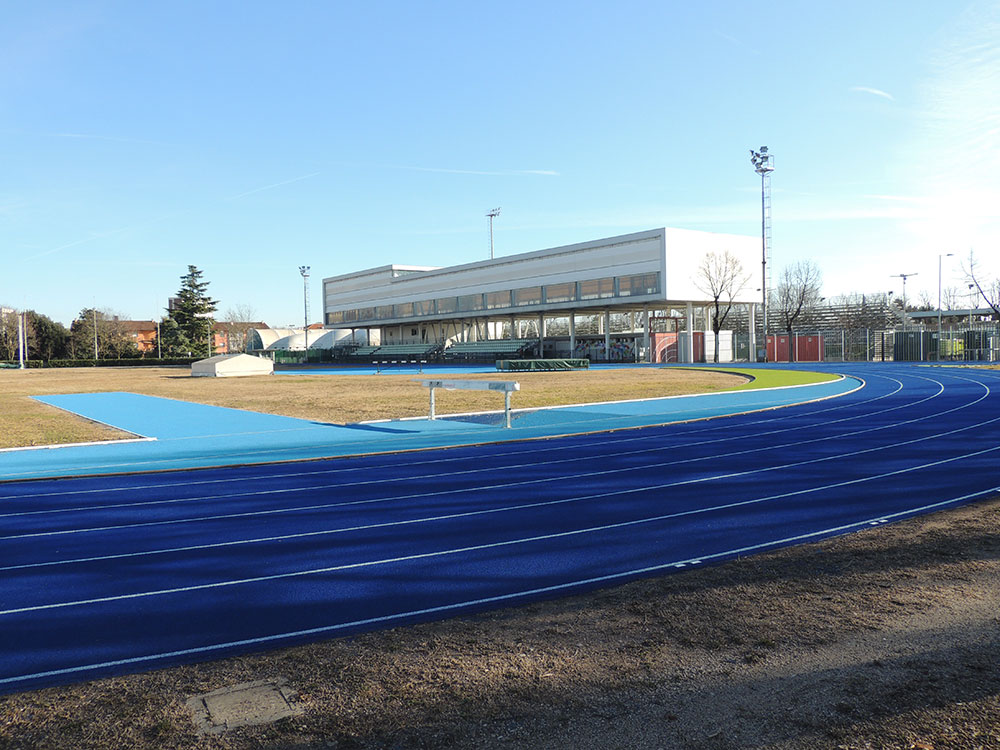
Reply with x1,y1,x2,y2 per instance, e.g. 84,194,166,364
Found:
415,379,521,428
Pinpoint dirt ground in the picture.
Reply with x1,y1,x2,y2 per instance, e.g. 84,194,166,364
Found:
1,493,997,750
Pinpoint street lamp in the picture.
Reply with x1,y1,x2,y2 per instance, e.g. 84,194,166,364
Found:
750,146,774,362
938,252,954,360
299,266,311,358
890,272,917,332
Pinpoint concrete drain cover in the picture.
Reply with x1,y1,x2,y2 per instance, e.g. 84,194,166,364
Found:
187,678,303,734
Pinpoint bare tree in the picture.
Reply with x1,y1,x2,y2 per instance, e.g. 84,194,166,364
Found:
942,286,962,311
773,260,823,360
962,250,1000,318
828,291,893,330
220,304,259,353
694,250,750,363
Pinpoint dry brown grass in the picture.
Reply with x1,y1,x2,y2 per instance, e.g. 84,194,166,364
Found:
0,366,745,450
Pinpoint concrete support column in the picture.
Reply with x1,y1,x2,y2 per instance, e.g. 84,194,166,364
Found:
569,312,576,356
685,302,694,363
604,311,611,356
643,305,651,363
538,313,545,356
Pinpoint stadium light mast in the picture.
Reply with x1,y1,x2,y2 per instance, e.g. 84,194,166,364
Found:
299,266,311,358
486,207,501,260
750,146,774,362
891,272,917,332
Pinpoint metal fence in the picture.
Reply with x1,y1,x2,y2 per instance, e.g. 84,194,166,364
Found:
749,324,1000,363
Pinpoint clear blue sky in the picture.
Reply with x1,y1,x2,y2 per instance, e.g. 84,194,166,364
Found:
2,1,997,326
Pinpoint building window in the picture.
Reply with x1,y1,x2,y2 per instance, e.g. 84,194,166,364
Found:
544,282,575,304
514,286,542,306
618,272,659,297
396,302,414,318
376,305,395,320
327,311,344,325
413,299,435,316
437,297,458,314
579,277,615,300
458,293,484,312
356,307,375,322
485,290,512,310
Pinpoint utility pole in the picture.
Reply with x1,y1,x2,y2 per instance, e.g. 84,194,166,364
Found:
299,266,311,358
92,307,98,360
17,311,26,369
486,207,501,260
750,147,774,362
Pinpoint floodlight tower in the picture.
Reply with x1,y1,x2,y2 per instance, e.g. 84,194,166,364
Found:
486,207,501,260
890,272,918,332
750,146,774,361
299,266,311,356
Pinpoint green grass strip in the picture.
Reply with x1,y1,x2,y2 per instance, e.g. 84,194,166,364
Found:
679,367,839,391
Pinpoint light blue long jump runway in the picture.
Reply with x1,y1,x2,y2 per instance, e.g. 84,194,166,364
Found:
0,363,997,695
2,374,856,480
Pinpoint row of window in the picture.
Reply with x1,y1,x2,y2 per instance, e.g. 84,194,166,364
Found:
326,273,660,326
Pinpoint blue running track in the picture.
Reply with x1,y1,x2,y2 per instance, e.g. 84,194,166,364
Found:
0,363,998,694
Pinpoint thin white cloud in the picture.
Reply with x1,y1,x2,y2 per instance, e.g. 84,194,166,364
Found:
395,165,559,177
850,86,896,101
25,213,183,261
228,172,322,200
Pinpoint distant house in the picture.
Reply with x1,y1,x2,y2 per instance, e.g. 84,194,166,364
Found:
117,320,271,355
117,320,158,353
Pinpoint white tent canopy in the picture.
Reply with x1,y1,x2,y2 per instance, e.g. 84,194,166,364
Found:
191,353,274,378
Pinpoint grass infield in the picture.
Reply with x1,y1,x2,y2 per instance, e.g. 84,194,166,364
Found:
0,365,837,450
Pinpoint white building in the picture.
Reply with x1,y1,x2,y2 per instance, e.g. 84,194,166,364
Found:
322,228,761,363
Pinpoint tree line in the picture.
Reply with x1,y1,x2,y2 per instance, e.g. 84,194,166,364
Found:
695,249,999,363
1,266,259,363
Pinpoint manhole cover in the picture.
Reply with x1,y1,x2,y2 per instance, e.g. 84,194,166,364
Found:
187,678,303,734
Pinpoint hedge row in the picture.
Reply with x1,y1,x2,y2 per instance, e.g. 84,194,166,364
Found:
1,358,199,369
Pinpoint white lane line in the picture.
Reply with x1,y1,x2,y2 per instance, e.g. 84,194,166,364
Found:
5,420,1000,587
0,375,874,481
1,373,989,542
2,481,998,690
0,373,899,502
0,375,937,521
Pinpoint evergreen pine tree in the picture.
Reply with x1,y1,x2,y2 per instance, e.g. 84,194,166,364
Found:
160,266,218,357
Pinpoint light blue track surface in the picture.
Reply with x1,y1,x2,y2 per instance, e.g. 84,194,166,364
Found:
1,375,859,481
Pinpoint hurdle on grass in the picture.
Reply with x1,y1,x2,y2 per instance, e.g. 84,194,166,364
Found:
416,379,520,428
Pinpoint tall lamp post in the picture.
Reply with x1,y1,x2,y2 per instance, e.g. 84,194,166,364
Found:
486,207,501,260
938,252,954,360
299,266,311,359
750,146,774,362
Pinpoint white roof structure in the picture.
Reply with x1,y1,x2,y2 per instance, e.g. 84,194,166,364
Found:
247,328,300,351
322,227,759,331
191,353,274,378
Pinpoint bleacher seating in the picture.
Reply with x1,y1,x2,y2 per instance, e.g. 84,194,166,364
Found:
443,339,539,360
369,344,439,357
